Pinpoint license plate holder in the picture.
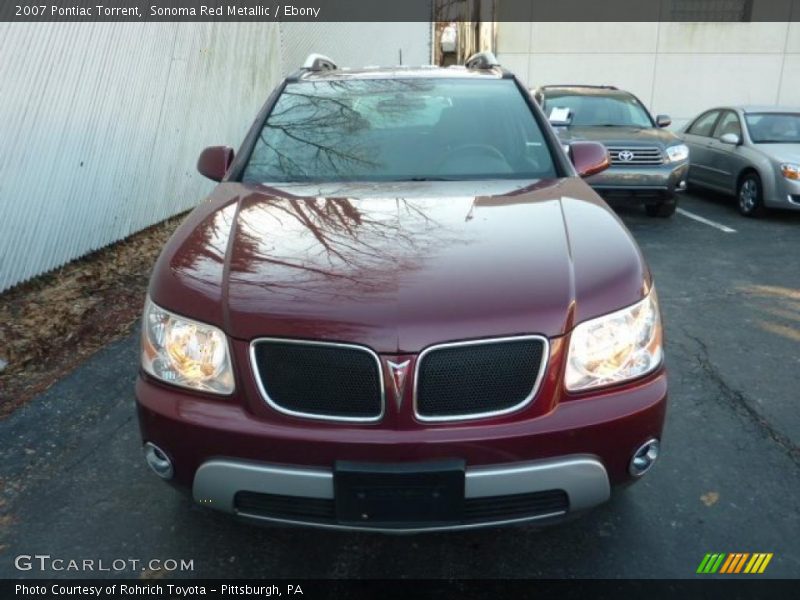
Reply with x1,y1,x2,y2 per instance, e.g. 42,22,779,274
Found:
334,459,465,527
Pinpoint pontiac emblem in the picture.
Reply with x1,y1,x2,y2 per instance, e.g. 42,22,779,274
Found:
618,150,635,162
386,360,411,410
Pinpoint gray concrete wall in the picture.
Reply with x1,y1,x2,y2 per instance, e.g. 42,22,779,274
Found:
497,22,800,128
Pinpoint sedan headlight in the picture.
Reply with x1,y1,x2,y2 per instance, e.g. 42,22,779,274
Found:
565,289,663,392
141,297,234,394
780,163,800,181
665,144,689,163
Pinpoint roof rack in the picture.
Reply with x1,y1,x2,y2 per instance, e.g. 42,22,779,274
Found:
465,51,500,70
302,53,337,72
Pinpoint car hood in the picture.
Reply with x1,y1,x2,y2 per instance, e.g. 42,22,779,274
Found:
150,179,649,353
555,126,679,146
752,143,800,163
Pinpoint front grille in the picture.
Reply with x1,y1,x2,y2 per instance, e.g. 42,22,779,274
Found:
234,489,568,527
415,336,547,420
250,339,383,421
606,145,664,166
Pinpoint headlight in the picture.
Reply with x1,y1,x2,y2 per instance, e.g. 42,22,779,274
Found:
780,163,800,181
665,144,689,163
565,289,663,392
141,297,234,394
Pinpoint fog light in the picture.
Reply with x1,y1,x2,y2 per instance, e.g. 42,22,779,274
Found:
144,442,174,480
629,438,660,477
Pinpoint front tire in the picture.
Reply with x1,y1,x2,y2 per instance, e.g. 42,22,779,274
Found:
737,173,765,218
645,198,677,218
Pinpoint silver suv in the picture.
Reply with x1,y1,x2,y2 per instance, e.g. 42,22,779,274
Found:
532,85,690,217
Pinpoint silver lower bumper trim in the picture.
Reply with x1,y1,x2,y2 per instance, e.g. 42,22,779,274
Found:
192,455,610,531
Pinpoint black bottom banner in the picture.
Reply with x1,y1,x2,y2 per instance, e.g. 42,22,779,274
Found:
3,579,800,600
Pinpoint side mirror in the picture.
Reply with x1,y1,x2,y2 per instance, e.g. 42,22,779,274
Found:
656,114,672,128
719,133,741,145
197,146,234,181
570,141,610,178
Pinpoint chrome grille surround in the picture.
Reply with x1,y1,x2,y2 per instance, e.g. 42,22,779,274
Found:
413,335,550,423
249,338,385,423
606,145,664,166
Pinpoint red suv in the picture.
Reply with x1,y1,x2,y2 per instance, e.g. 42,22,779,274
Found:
136,53,666,532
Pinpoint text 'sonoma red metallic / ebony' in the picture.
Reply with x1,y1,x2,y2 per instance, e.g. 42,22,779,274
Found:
136,52,667,532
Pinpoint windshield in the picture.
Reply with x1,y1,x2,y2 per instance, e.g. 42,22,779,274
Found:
543,92,654,128
744,113,800,144
241,79,557,183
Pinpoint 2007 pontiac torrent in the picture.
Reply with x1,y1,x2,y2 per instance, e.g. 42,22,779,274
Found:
136,53,667,532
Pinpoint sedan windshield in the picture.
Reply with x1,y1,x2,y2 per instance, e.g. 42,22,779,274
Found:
543,92,653,128
745,113,800,143
241,79,556,183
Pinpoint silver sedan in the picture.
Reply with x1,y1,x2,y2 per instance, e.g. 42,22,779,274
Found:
680,106,800,217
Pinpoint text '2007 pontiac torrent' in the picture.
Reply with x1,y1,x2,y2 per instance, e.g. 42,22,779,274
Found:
136,53,667,532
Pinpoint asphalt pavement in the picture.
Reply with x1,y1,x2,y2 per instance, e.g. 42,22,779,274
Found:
1,192,798,579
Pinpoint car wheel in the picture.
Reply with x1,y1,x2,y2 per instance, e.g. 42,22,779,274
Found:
737,173,765,218
645,198,677,218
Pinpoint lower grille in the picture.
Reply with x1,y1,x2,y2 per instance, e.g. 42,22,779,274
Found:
606,146,664,166
250,339,383,421
463,490,569,523
236,492,334,524
415,336,548,421
234,489,568,527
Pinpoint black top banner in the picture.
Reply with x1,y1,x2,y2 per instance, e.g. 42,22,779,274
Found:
2,0,800,22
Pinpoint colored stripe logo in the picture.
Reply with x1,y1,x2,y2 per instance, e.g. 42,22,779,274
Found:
696,553,773,574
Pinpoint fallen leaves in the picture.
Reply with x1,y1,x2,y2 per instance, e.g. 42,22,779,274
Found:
0,213,187,416
700,491,720,507
0,514,16,531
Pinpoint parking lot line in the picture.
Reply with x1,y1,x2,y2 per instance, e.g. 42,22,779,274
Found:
676,208,737,233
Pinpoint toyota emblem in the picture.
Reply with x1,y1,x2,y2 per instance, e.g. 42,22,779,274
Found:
618,150,635,162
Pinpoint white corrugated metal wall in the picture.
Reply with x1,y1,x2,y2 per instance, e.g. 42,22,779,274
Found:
0,22,282,292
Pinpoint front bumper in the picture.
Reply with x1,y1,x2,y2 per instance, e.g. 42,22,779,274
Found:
587,161,689,203
136,366,667,531
769,176,800,210
193,455,610,532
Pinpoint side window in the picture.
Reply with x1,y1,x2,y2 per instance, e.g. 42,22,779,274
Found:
713,111,742,139
688,110,721,137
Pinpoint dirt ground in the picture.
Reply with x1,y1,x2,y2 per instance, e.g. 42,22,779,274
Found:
0,214,186,416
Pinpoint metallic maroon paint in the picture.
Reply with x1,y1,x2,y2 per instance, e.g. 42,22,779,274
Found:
148,178,651,352
139,175,665,493
196,146,234,182
570,141,612,178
